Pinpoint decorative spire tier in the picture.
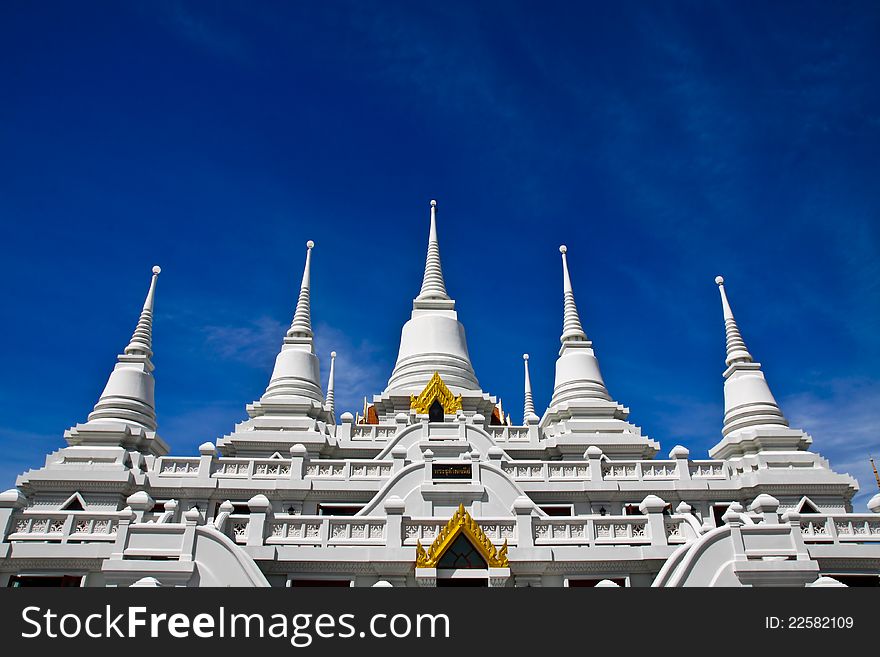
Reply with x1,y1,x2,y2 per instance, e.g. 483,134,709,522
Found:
385,200,480,394
64,266,169,456
288,240,314,338
415,200,450,306
326,350,337,424
522,354,536,422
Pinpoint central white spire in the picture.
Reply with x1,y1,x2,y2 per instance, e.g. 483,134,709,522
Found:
560,245,587,343
385,200,479,393
415,199,450,305
288,240,314,339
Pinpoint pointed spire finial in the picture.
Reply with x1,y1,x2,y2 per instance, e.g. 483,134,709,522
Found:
83,265,164,434
288,241,314,339
415,199,450,303
326,351,337,420
523,353,535,421
715,275,753,366
124,265,161,358
559,245,587,343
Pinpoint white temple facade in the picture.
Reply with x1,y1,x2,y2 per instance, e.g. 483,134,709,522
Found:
2,201,879,588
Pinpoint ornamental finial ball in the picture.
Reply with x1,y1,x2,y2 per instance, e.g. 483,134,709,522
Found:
330,351,336,358
306,240,315,249
523,353,529,361
152,265,161,275
430,199,437,207
715,275,724,286
559,245,567,254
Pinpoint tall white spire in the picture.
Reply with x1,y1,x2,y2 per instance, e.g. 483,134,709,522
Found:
712,276,787,440
260,241,324,403
217,243,331,457
86,266,162,431
715,276,753,366
559,245,587,343
522,353,535,421
386,200,479,393
547,245,610,408
326,350,337,422
415,199,450,305
123,266,161,359
288,240,314,339
542,246,658,458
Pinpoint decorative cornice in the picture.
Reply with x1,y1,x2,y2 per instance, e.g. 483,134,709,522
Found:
415,504,509,568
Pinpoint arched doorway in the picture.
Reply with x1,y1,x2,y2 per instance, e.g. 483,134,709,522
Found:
428,399,444,422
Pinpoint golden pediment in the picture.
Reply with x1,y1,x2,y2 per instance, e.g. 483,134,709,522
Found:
415,504,509,568
410,372,463,416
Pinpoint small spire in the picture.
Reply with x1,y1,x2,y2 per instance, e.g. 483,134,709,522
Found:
715,276,753,366
522,353,535,421
288,241,314,339
326,351,337,420
559,245,587,343
415,199,450,303
124,266,161,358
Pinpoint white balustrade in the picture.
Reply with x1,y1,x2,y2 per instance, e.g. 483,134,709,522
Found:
533,515,651,546
156,457,201,476
689,461,727,479
8,511,122,543
350,425,397,441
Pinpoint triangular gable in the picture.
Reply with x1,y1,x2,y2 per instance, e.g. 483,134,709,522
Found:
60,492,86,511
795,496,821,514
410,372,463,416
415,504,508,568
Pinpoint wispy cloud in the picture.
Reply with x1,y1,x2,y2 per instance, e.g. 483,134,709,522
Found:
141,1,250,62
782,378,880,511
198,315,390,417
202,315,287,366
314,322,390,416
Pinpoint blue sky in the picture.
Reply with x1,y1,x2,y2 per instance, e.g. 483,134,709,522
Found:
1,1,878,509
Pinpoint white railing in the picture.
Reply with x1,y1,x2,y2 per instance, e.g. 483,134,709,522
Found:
155,457,201,476
688,461,727,479
212,458,292,479
486,426,530,442
349,425,397,441
7,510,123,543
501,461,591,481
533,516,651,546
305,460,393,480
401,518,516,546
263,516,386,546
800,515,880,543
603,461,678,480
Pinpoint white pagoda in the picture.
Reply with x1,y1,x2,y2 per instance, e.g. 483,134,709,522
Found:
2,201,878,588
